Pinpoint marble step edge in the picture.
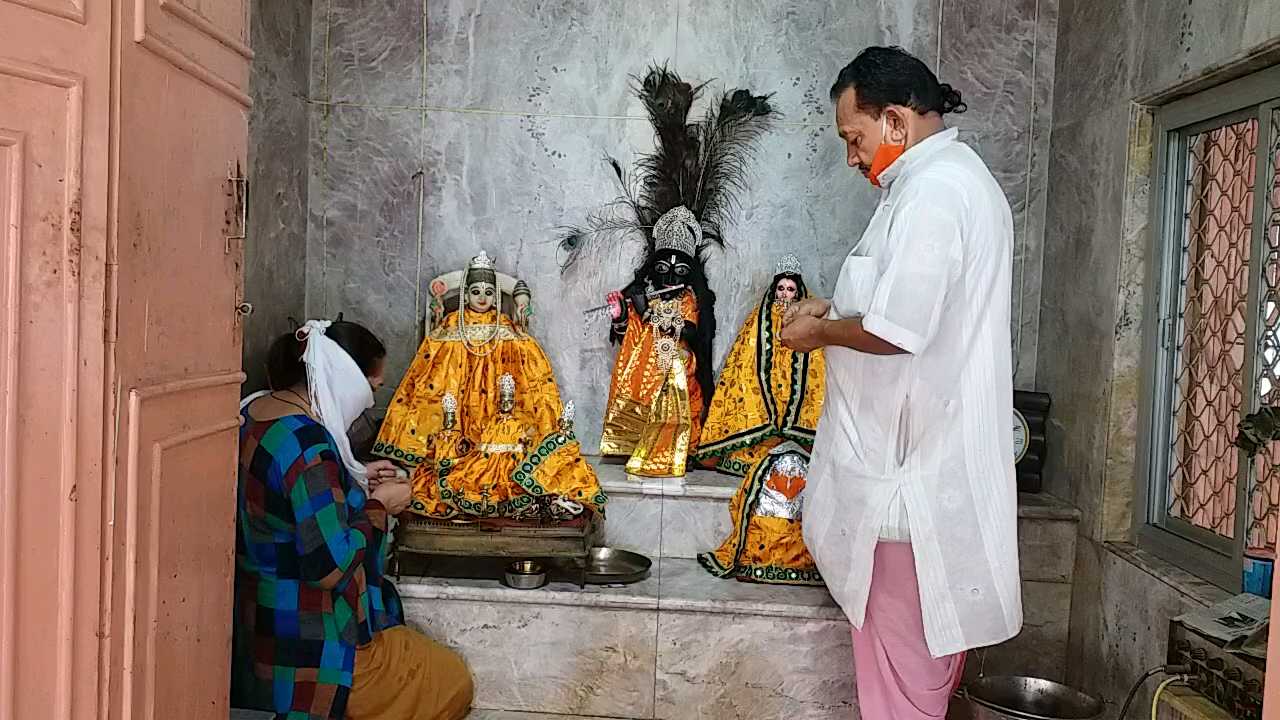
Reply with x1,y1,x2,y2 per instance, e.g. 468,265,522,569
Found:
589,456,1082,522
396,557,847,622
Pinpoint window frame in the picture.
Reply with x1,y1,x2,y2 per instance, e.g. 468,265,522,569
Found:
1136,64,1280,591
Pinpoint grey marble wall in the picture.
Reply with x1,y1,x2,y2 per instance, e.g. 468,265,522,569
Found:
242,0,313,393
303,0,1058,451
1037,0,1280,707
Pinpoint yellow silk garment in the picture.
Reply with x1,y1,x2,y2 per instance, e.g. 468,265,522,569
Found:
698,446,822,586
374,309,562,467
694,296,825,475
410,412,607,519
600,291,704,477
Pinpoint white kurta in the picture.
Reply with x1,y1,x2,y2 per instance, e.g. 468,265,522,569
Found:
803,128,1022,658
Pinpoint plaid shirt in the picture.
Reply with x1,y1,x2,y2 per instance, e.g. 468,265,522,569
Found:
235,413,403,720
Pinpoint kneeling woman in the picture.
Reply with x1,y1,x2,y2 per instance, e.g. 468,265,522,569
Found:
234,320,474,719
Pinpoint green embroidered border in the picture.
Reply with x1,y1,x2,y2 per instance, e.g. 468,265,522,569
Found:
435,457,538,518
733,563,824,586
697,551,734,578
715,456,753,477
371,440,427,467
434,432,609,518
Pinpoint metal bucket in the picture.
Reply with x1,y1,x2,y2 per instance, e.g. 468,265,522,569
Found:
962,676,1104,720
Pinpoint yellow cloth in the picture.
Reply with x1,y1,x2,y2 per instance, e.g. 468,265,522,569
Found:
600,291,704,477
695,298,825,475
374,309,562,467
410,412,607,519
348,625,474,720
407,427,467,518
435,413,536,517
698,450,822,585
513,430,609,512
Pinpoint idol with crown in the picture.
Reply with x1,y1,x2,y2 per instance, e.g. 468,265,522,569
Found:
559,65,778,479
373,251,562,467
695,254,826,585
694,253,826,474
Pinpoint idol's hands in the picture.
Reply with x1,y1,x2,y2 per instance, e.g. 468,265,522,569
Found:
606,291,625,321
779,314,826,353
782,297,831,326
371,480,412,516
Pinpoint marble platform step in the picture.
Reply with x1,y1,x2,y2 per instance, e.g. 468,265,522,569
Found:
467,711,644,719
590,456,1082,570
400,556,856,720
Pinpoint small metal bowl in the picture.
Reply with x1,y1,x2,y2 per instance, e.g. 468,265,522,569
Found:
502,560,547,590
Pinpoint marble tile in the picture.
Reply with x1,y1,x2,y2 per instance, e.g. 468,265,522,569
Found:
404,597,658,717
939,0,1038,139
465,712,630,720
1050,0,1133,127
1035,101,1131,539
245,0,311,392
981,580,1072,681
1067,542,1217,714
599,492,662,558
325,0,425,107
1130,0,1253,100
398,571,660,611
657,556,844,621
677,0,940,128
655,610,855,720
1018,517,1077,584
1101,106,1153,543
659,494,732,560
311,104,426,406
424,0,679,117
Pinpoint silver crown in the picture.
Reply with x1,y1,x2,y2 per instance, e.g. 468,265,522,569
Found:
442,392,457,414
561,401,575,424
652,206,701,257
499,373,516,398
775,253,803,277
466,251,497,287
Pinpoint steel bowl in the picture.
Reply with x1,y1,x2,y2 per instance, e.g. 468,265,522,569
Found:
584,547,652,585
962,676,1103,720
502,560,547,590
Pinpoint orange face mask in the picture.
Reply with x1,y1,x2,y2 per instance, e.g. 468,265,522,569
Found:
866,116,906,188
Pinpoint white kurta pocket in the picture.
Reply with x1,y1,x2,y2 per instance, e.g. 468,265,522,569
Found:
831,255,879,319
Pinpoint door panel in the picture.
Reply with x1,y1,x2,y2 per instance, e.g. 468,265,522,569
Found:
105,0,251,718
0,2,112,720
120,374,241,720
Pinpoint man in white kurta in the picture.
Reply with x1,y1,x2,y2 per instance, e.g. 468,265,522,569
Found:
781,47,1022,719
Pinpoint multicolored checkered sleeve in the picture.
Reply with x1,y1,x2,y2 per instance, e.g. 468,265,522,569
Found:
289,458,376,590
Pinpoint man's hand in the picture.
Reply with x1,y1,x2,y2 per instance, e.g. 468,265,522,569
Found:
783,297,831,326
779,315,827,353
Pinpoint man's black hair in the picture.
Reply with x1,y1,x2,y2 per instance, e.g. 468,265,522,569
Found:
830,46,967,117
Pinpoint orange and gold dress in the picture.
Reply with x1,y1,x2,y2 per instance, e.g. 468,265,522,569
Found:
410,410,607,519
699,443,822,585
373,309,562,467
693,297,825,474
599,290,704,477
696,291,825,585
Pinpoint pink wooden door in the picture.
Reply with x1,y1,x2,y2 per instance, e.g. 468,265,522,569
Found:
0,1,250,719
0,2,113,720
103,1,251,719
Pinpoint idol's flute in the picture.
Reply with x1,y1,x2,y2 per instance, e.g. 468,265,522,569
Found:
583,284,686,316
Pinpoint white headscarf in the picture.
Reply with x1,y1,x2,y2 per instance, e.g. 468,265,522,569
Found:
297,319,375,489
